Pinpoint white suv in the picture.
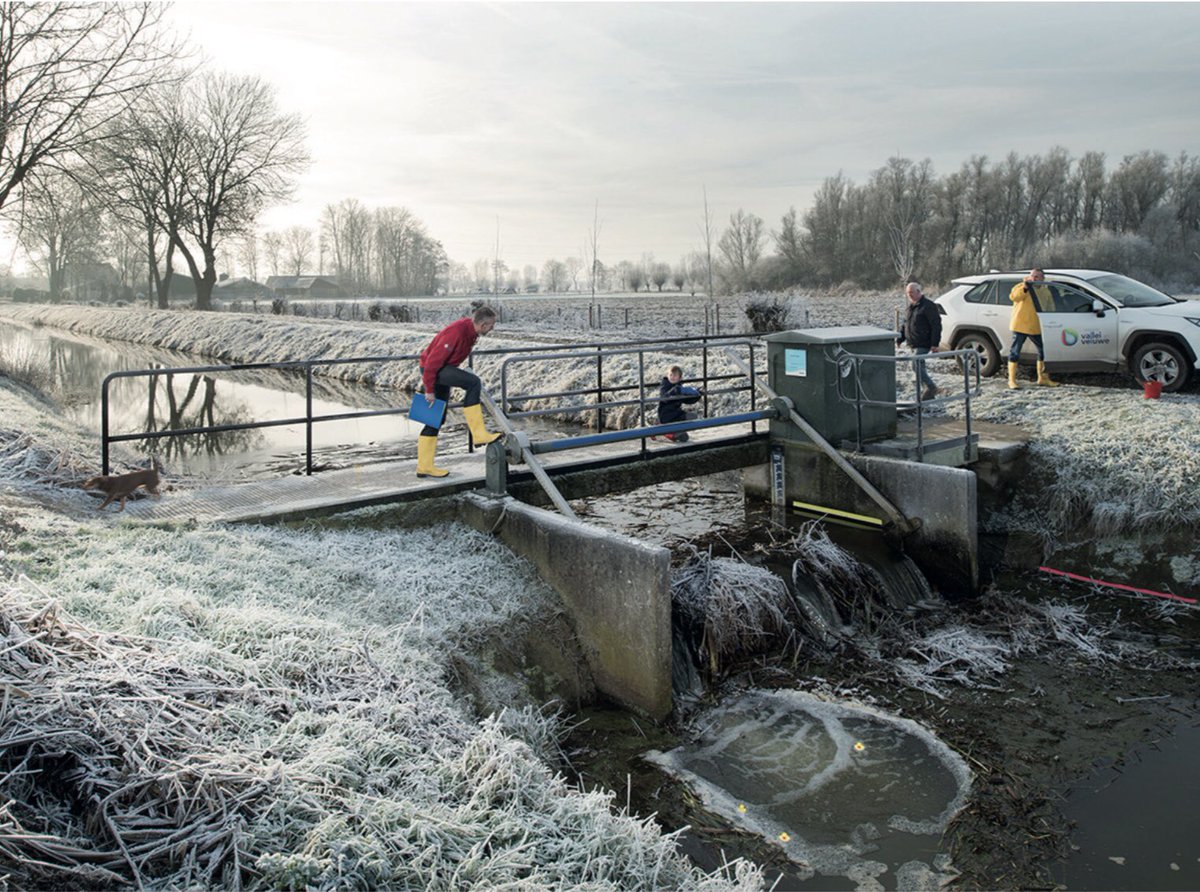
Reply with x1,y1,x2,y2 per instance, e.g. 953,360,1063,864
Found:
934,269,1200,392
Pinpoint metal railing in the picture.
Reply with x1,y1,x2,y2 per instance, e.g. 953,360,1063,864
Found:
99,332,766,476
833,347,982,462
497,338,763,434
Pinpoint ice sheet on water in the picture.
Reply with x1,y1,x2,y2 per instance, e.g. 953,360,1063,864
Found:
646,689,971,887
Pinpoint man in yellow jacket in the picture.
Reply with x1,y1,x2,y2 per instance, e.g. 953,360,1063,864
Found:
1007,268,1060,389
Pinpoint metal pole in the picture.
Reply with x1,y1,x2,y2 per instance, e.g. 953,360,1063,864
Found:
596,347,604,432
305,365,314,475
702,342,710,418
101,376,111,474
748,343,757,434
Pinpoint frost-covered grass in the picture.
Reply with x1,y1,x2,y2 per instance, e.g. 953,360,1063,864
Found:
0,378,99,486
938,377,1200,535
0,501,763,890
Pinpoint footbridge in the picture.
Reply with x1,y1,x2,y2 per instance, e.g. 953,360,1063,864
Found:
99,328,1025,719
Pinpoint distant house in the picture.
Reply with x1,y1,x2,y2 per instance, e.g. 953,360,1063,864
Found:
265,275,344,298
216,276,270,299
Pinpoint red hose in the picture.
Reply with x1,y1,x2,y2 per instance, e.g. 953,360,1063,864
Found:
1038,566,1197,605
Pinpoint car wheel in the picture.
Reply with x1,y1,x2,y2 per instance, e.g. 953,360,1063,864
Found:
1133,342,1189,393
953,332,1001,378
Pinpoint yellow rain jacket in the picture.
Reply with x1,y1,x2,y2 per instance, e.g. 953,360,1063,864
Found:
1009,281,1049,335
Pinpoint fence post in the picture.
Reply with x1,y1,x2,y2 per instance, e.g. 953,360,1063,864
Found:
305,365,314,476
595,347,604,432
101,377,111,475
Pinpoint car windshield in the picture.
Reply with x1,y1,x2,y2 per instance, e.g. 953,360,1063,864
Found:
1085,274,1175,308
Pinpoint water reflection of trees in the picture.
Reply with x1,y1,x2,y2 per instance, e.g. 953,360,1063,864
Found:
137,372,264,462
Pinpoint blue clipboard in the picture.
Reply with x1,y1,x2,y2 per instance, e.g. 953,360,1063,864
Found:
408,397,447,429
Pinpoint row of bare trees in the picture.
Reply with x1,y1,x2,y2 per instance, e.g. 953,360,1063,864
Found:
768,149,1200,289
1,2,309,309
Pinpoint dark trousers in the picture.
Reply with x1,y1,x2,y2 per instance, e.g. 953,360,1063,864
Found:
419,365,482,436
1007,332,1045,362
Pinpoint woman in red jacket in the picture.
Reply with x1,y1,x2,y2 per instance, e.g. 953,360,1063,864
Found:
415,305,503,477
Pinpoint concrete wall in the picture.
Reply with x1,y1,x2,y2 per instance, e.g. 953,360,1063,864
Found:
746,443,978,595
457,492,672,720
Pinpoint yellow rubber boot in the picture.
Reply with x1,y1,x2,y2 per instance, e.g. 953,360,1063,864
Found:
463,404,502,445
1007,361,1020,390
1036,361,1060,387
416,434,449,478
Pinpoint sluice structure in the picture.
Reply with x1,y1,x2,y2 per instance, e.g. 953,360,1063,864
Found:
107,328,1028,718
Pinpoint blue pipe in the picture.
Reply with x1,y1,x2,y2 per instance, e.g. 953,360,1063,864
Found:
528,410,776,454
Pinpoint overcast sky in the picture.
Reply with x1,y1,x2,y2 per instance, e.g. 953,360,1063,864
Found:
161,1,1199,274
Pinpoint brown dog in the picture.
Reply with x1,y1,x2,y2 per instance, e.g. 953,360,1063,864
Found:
82,464,163,512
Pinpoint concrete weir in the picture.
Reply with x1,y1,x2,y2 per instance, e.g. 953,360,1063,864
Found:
457,492,673,720
746,443,979,595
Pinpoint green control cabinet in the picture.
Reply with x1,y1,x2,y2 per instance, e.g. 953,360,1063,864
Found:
765,326,898,446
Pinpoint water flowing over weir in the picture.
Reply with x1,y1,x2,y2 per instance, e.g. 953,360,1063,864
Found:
651,513,968,890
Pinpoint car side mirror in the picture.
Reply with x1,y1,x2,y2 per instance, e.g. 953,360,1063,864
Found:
1092,301,1107,317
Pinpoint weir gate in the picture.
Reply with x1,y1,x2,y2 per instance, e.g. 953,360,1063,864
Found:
102,328,1028,719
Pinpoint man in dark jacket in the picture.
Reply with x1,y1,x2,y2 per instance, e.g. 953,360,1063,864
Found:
657,365,703,441
900,282,943,401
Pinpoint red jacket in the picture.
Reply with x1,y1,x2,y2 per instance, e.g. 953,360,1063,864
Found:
420,317,478,395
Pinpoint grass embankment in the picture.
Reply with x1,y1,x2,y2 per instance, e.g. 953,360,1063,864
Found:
0,372,763,890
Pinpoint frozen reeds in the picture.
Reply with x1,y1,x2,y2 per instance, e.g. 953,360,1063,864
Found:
672,546,793,673
0,428,95,488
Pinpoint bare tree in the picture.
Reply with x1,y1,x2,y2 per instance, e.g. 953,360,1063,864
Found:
872,156,933,283
651,261,670,292
542,258,567,292
718,208,765,292
262,231,283,277
564,256,582,291
236,233,259,282
471,257,490,291
14,166,101,298
282,225,314,275
586,200,601,300
173,72,309,309
79,81,191,308
699,187,716,297
320,198,371,289
0,3,182,212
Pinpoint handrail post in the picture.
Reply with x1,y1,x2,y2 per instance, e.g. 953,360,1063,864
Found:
748,343,757,434
855,357,864,451
702,341,710,418
595,347,604,432
638,349,646,429
305,365,314,475
101,376,111,474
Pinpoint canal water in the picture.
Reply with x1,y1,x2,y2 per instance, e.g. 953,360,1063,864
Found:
0,320,429,477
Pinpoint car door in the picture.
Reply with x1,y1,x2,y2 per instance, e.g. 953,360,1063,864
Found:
974,279,1017,348
1039,283,1120,369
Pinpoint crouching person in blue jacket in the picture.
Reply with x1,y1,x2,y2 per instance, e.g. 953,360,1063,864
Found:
657,365,704,441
